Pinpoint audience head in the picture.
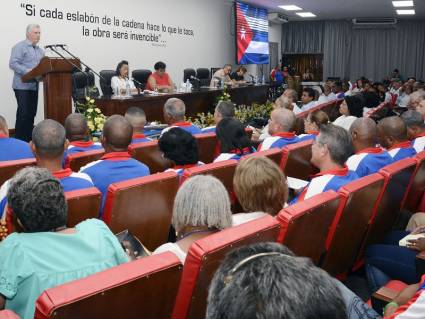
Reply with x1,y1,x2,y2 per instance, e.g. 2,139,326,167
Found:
235,66,247,76
409,91,425,109
223,64,232,75
31,119,67,160
26,24,41,45
311,124,353,169
377,116,408,149
268,108,296,135
323,83,332,96
401,110,425,140
417,99,425,120
340,96,363,118
64,113,90,142
332,81,343,93
125,106,147,133
402,83,414,95
234,157,288,216
413,82,425,92
7,167,67,233
163,98,186,124
206,242,347,319
172,175,232,233
216,118,252,153
214,101,235,125
0,115,9,136
361,91,381,109
274,95,292,110
349,118,378,152
283,88,298,104
115,60,129,78
158,128,199,166
304,110,329,133
301,88,315,105
154,61,167,75
101,115,133,152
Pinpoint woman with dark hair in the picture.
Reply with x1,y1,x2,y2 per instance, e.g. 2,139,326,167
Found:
333,96,363,131
159,127,203,178
214,118,255,162
111,60,138,96
0,167,128,319
146,61,174,92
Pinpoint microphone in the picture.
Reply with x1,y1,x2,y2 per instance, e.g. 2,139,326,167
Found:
190,75,200,81
132,77,143,87
44,44,67,49
54,44,68,49
44,44,55,49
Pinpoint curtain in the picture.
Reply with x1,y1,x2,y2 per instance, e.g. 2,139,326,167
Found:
281,21,325,54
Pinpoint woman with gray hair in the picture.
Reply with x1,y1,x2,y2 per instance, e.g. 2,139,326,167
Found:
154,175,232,262
0,167,128,319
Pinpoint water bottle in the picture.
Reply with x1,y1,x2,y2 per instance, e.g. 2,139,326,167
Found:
186,79,191,92
115,85,120,96
262,75,265,85
221,77,225,89
125,79,131,96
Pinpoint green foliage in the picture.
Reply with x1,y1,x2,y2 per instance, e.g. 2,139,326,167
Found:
75,97,107,139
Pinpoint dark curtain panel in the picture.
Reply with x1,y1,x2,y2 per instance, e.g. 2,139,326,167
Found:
281,21,325,54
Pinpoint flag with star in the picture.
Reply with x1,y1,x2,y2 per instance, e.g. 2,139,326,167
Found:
235,2,269,65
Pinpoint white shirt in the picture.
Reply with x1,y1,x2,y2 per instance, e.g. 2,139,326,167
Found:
292,103,303,114
317,93,337,104
232,212,267,226
300,101,317,112
153,242,187,263
110,76,136,95
333,115,357,131
398,93,410,108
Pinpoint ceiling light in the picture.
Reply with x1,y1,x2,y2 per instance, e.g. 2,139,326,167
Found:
392,1,414,7
296,12,316,17
396,9,415,14
279,5,302,11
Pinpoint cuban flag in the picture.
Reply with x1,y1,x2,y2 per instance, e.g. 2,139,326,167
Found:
236,2,269,65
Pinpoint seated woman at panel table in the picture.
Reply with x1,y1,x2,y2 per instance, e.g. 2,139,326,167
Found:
153,175,232,263
111,60,138,96
0,167,128,319
146,61,174,93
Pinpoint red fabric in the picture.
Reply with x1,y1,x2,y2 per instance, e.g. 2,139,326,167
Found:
173,164,198,170
0,134,8,139
171,121,193,128
181,160,238,184
146,72,171,91
272,132,296,138
228,147,252,155
0,310,20,319
388,140,412,151
69,140,94,148
311,165,349,178
0,158,36,169
306,130,319,135
52,168,73,179
413,132,425,139
280,139,313,169
101,152,131,161
132,133,146,139
356,147,385,155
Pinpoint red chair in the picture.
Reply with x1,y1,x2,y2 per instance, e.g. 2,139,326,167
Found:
0,158,36,186
172,215,281,319
276,190,340,265
280,140,318,180
244,148,283,167
320,174,385,277
64,149,104,172
34,252,182,319
129,141,170,174
404,151,425,212
103,172,179,251
194,132,217,164
0,311,20,319
65,187,102,227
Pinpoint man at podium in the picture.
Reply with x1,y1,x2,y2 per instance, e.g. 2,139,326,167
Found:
9,24,44,142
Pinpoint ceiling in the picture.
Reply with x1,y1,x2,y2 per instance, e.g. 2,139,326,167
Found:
242,0,425,20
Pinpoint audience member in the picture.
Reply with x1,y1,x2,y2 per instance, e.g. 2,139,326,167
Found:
333,96,363,131
283,88,302,114
80,115,150,212
124,106,151,144
300,88,317,112
347,118,393,177
332,81,345,99
415,98,425,120
397,84,413,108
376,82,392,103
110,60,137,96
214,118,255,162
299,110,329,142
270,63,284,86
258,108,299,151
401,110,425,153
159,128,203,177
146,61,174,92
377,116,416,161
153,175,232,262
292,124,357,203
0,115,33,161
0,167,128,319
162,98,202,134
201,101,235,133
408,90,425,110
318,83,337,104
232,156,288,225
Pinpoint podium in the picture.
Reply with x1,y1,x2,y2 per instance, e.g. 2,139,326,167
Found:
22,57,80,125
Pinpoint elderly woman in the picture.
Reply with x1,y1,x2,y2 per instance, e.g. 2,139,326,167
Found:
153,175,232,262
333,95,363,131
232,156,288,226
0,167,128,319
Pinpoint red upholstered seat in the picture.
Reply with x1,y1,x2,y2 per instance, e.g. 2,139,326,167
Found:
296,99,342,122
129,140,170,174
172,215,281,319
103,171,179,251
280,140,318,180
320,174,385,276
404,151,425,212
65,187,102,227
64,149,104,172
34,252,182,319
276,190,340,265
194,132,217,164
0,310,20,319
244,148,283,167
0,158,36,186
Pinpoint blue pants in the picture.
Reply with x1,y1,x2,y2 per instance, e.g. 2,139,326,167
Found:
365,230,418,292
14,89,38,142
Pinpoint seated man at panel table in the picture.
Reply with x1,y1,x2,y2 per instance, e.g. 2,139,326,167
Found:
80,115,150,214
124,106,152,144
201,101,235,134
230,66,247,84
300,87,317,112
291,124,358,203
258,108,299,151
346,118,394,178
64,113,103,159
401,110,425,153
145,61,174,93
0,115,34,161
162,98,202,135
377,116,416,162
210,64,233,87
0,119,94,218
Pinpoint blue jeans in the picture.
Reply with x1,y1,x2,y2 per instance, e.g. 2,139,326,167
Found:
365,231,418,292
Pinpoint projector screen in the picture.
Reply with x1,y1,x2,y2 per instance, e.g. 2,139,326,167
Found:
235,1,269,65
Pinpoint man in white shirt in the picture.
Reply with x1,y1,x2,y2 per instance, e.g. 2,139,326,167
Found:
300,88,317,112
210,64,232,87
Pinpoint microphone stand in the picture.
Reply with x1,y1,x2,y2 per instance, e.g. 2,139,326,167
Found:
58,45,104,81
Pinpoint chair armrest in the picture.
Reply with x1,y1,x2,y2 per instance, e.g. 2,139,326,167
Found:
371,287,399,314
415,251,425,277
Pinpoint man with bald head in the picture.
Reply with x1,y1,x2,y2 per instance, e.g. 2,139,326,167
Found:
125,107,151,144
401,110,425,153
0,115,34,161
258,108,299,151
378,116,416,161
163,98,201,135
80,115,150,213
346,118,393,177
